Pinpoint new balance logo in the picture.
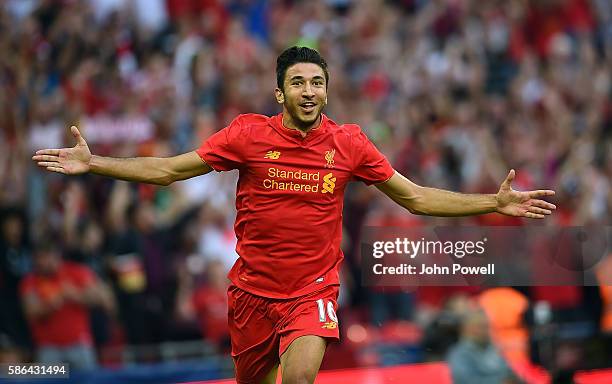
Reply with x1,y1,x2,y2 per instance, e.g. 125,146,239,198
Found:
322,172,336,194
321,321,338,330
264,151,281,159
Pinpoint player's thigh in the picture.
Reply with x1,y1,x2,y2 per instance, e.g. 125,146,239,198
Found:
280,335,327,384
258,364,279,384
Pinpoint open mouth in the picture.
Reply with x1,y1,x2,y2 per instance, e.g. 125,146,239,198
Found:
299,102,317,112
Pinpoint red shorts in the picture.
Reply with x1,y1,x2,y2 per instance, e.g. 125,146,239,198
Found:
228,284,340,384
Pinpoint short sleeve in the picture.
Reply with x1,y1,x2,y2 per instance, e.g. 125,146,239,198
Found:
196,115,247,171
352,130,395,185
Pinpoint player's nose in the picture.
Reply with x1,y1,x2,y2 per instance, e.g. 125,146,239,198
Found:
302,83,315,97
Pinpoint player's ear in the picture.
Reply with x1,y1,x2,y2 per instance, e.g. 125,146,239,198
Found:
274,88,284,104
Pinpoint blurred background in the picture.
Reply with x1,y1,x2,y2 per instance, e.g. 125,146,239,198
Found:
0,0,611,383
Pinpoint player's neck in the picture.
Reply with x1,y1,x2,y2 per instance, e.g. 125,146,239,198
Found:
282,113,321,137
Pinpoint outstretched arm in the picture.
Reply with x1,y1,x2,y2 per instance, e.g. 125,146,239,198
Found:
32,126,212,185
376,169,556,219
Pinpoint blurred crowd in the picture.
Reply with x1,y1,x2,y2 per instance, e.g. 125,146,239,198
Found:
1,0,611,377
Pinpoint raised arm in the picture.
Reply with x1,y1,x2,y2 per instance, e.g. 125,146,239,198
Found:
32,126,212,185
376,169,556,219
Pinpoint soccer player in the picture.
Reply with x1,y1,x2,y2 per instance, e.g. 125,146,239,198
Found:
32,46,556,384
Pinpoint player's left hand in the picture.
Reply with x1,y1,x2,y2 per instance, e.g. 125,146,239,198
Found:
495,169,556,219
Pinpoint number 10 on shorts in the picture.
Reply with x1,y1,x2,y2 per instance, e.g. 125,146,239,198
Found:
316,299,338,323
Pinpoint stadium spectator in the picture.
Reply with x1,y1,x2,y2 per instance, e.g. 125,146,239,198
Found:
447,308,524,384
0,0,609,376
478,288,530,362
0,208,32,352
422,293,474,361
176,259,231,351
19,238,113,370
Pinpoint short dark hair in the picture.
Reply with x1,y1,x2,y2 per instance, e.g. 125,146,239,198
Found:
276,46,329,90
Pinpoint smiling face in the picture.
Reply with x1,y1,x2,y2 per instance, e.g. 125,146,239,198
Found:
275,62,328,132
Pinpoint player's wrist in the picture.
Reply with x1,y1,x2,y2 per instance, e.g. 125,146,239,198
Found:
474,192,497,213
493,192,505,213
88,155,102,174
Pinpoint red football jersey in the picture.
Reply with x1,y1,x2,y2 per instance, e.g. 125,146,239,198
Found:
20,262,95,346
196,113,394,298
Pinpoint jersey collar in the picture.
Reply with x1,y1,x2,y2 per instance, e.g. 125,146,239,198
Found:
270,113,329,144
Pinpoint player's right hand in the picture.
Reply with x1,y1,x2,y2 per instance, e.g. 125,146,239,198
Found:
32,125,91,175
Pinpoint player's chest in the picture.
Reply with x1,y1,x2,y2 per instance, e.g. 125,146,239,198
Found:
242,141,352,200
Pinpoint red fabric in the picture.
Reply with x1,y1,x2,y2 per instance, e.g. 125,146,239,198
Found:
165,0,229,39
196,113,394,299
62,79,107,115
227,284,340,384
562,0,595,32
192,285,229,345
508,22,527,62
19,262,95,347
166,0,223,18
524,0,594,57
575,369,612,384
